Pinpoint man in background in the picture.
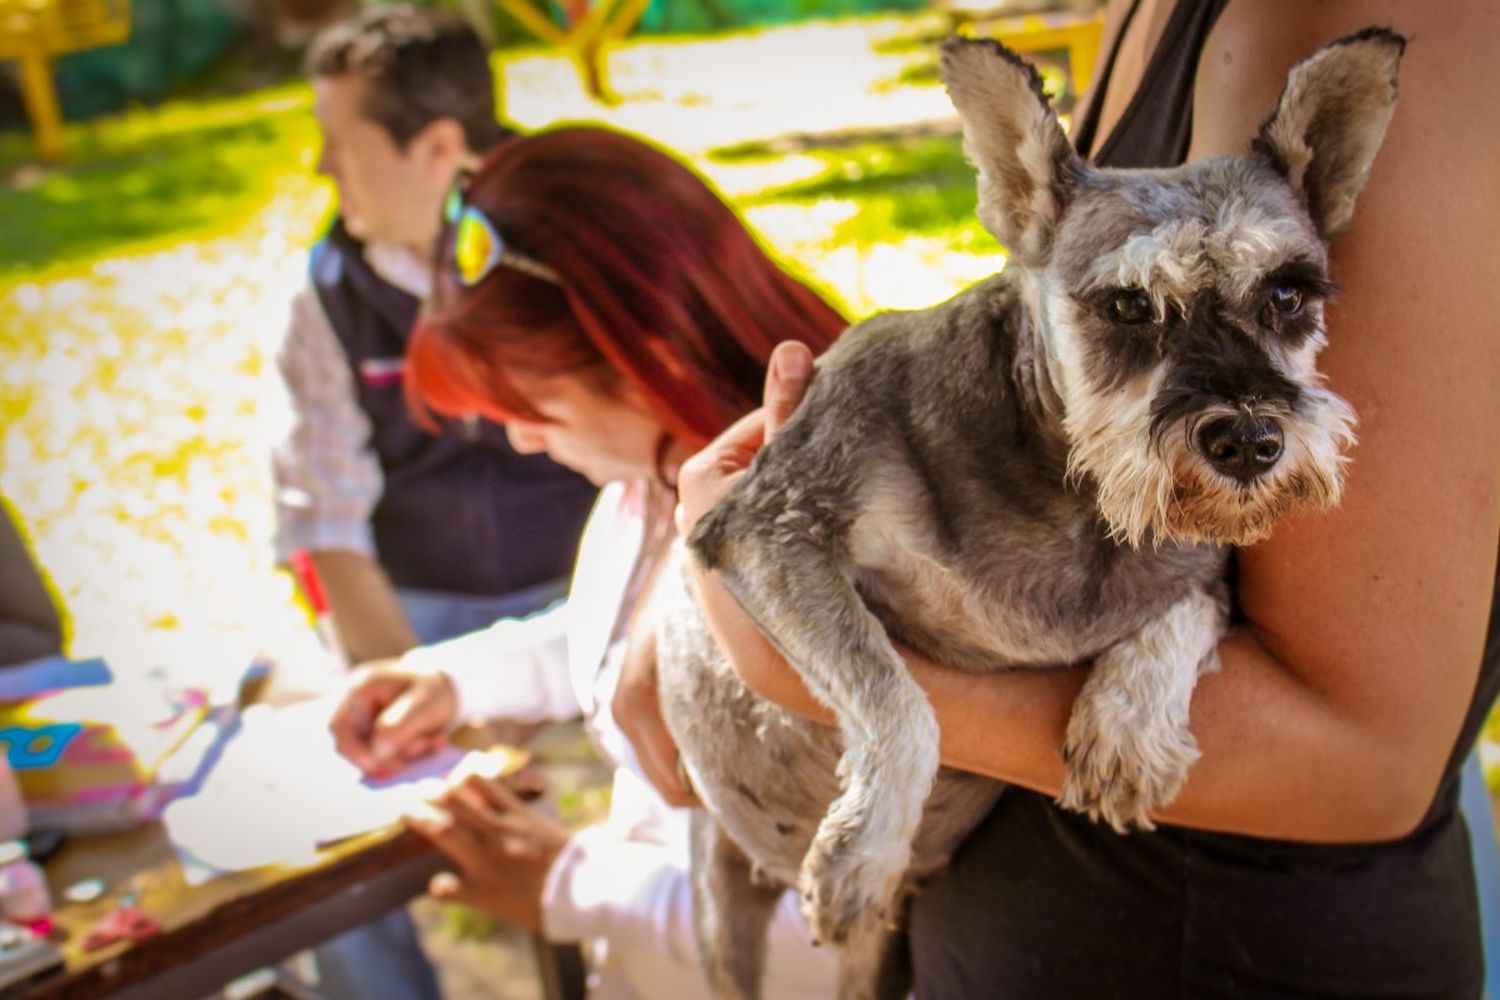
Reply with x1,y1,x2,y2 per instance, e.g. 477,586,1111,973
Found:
277,6,595,665
272,7,596,996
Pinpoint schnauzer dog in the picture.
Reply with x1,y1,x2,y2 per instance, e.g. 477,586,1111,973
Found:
657,28,1404,1000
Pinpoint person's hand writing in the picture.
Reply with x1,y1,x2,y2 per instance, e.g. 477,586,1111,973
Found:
328,659,457,776
405,772,568,933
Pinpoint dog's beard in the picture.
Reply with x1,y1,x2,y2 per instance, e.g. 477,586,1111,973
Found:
1063,368,1178,547
1176,388,1356,545
1073,390,1357,547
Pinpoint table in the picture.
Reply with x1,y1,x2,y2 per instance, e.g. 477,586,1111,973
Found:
22,786,584,998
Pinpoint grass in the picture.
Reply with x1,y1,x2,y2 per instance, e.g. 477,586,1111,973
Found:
720,130,996,252
0,85,322,278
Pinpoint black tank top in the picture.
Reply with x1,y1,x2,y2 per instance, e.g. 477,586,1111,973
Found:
1070,0,1227,167
907,3,1496,995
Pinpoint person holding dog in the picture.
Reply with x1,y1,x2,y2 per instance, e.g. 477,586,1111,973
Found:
326,125,844,998
662,0,1500,996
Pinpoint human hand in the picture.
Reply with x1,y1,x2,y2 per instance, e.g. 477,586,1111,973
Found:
404,771,568,933
674,340,827,719
613,341,816,805
675,340,814,537
612,622,699,808
328,659,457,776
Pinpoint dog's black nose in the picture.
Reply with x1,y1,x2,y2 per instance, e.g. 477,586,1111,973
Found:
1198,415,1284,481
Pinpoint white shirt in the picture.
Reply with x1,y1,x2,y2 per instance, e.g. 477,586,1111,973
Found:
402,481,836,999
270,242,430,562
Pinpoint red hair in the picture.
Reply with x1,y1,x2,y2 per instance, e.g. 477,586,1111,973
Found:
408,126,846,449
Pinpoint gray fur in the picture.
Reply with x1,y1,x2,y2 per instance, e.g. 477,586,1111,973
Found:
657,29,1404,999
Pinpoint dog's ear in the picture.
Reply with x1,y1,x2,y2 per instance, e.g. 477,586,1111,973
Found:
941,37,1084,265
1254,28,1406,240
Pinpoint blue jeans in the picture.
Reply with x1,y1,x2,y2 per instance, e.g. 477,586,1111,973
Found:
397,577,570,646
313,908,444,1000
310,580,569,1000
1459,753,1500,1000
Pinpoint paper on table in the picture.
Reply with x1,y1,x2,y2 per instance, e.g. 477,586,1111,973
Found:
161,698,465,884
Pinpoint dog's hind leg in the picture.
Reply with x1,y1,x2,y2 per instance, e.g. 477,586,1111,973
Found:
690,810,785,1000
1058,584,1228,831
835,893,912,1000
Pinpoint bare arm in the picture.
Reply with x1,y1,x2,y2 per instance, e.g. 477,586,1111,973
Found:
687,1,1500,844
310,548,419,663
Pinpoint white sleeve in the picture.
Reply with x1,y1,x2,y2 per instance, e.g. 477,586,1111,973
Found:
399,600,578,725
540,825,829,984
539,823,699,961
270,286,383,562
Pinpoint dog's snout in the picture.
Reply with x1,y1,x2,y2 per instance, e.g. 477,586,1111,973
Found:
1197,415,1284,482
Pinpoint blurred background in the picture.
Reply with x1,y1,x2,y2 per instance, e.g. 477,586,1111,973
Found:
0,0,1106,735
0,0,1494,992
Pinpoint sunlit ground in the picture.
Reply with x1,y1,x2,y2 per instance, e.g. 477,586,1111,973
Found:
0,11,1493,806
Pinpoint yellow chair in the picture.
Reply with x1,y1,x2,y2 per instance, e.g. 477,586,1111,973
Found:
940,0,1105,101
492,0,651,103
0,0,132,161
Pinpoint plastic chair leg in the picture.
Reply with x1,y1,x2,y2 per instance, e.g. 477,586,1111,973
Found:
16,51,65,162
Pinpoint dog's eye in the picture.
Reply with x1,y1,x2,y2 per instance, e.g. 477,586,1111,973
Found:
1107,290,1154,325
1269,284,1304,316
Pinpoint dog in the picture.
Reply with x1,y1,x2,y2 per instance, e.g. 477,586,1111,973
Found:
657,28,1405,999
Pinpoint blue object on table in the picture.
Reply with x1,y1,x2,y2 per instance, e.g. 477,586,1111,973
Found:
0,657,110,703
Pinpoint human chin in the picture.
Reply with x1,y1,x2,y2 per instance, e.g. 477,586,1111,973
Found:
574,455,639,488
539,447,610,487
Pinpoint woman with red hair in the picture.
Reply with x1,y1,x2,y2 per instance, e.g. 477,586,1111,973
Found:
328,125,845,997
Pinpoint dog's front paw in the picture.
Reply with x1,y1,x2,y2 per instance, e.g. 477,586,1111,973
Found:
797,821,905,946
1058,694,1199,832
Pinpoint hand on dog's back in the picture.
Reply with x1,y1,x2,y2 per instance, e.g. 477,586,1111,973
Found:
676,340,816,542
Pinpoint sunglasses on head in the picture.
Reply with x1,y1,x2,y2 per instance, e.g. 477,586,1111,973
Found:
444,184,562,288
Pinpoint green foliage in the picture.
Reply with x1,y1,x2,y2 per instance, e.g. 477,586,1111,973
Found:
52,0,240,120
437,902,505,942
385,0,541,49
0,87,324,278
721,131,997,253
2,79,997,277
639,0,926,36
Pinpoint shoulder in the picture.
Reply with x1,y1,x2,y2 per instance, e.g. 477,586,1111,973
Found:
277,278,352,393
1194,0,1500,160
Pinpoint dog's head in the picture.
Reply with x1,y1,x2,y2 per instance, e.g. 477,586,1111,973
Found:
942,29,1404,546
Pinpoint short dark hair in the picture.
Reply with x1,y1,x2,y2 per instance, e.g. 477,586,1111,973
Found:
305,5,509,151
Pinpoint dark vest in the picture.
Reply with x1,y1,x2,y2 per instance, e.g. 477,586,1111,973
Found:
908,4,1494,996
310,221,597,597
